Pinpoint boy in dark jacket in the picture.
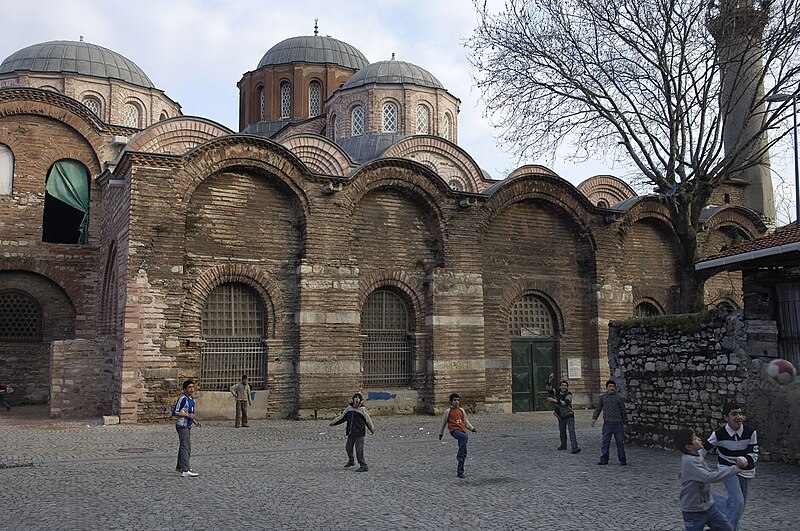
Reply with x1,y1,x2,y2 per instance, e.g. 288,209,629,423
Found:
330,392,375,472
591,379,628,465
546,373,580,453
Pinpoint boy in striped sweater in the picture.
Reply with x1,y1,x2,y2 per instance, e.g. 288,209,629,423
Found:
702,402,758,531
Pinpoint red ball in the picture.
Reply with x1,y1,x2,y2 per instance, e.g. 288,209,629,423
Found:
766,359,797,385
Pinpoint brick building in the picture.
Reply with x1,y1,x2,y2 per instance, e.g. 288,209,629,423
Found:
0,34,769,422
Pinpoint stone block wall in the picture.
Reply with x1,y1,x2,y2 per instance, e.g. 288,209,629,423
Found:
50,338,115,418
608,310,800,463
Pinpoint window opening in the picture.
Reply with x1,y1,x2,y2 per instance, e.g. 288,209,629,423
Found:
42,159,90,244
0,143,12,195
280,82,292,119
634,301,661,318
383,102,398,132
0,290,40,341
123,103,140,128
259,86,265,121
416,105,429,134
509,295,555,337
83,97,101,117
351,106,364,136
309,82,321,117
443,112,452,141
361,290,411,386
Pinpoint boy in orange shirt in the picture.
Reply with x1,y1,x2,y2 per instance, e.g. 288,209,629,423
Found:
438,393,477,478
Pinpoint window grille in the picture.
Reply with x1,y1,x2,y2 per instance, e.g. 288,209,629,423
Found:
776,283,800,369
259,87,265,121
309,82,321,117
201,283,266,390
0,290,40,341
83,97,101,117
361,290,411,386
448,179,463,191
0,143,12,195
351,106,364,136
508,295,554,337
443,113,452,141
123,103,139,128
280,82,292,119
383,102,398,132
634,302,661,318
416,105,429,134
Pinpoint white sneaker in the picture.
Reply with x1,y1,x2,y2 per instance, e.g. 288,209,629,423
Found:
180,470,199,477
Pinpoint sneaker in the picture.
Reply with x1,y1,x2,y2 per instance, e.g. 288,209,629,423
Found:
344,461,355,468
557,446,567,451
457,472,465,478
597,460,608,465
571,448,581,454
242,424,250,428
620,461,627,466
180,470,199,477
356,466,369,472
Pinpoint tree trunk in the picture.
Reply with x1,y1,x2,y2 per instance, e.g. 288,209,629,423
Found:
667,192,711,312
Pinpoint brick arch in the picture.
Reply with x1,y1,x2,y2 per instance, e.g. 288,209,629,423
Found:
631,293,666,315
577,174,637,206
181,264,282,339
701,206,766,238
280,134,354,175
382,136,485,192
124,116,233,156
357,271,427,332
178,136,312,217
498,283,567,339
617,197,673,227
0,259,80,314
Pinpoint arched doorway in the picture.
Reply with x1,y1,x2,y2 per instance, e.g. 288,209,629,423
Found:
509,294,558,412
361,289,411,387
200,283,267,391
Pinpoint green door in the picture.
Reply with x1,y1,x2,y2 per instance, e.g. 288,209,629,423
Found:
511,339,557,412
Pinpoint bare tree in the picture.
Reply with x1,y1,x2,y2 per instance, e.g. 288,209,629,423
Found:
468,0,800,311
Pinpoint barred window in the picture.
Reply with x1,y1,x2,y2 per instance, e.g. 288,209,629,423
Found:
508,295,554,337
280,82,291,119
448,179,463,191
634,301,661,318
0,290,40,341
201,283,267,391
351,106,364,136
309,81,321,117
332,114,339,140
443,112,452,141
83,97,101,117
123,103,140,128
0,143,12,195
416,105,429,134
361,290,411,387
383,102,398,132
258,86,265,121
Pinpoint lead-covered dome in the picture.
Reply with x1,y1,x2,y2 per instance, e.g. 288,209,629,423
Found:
0,40,155,88
257,35,368,70
342,59,443,90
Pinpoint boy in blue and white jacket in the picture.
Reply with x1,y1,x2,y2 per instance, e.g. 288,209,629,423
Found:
172,379,202,477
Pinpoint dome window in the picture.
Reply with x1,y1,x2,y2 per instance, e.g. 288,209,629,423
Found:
416,105,430,134
383,102,398,133
259,87,265,121
443,112,453,141
351,106,364,137
159,111,169,122
123,103,140,128
0,143,13,195
83,97,101,118
280,82,292,119
309,81,321,118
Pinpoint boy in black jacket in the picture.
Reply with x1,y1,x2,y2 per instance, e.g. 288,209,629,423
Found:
546,373,580,454
330,392,375,472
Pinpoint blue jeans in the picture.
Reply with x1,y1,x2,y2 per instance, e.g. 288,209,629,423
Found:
600,421,626,463
451,429,469,474
713,474,749,531
682,505,733,531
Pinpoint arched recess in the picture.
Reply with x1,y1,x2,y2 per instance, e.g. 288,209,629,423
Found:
633,298,664,317
577,175,637,207
361,288,413,387
124,116,233,157
0,143,13,195
280,134,354,175
382,136,486,192
99,241,119,336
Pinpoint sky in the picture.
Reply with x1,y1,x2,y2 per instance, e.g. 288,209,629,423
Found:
1,0,795,220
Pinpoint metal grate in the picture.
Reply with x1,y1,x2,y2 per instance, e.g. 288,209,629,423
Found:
362,290,411,386
416,105,429,134
0,290,40,341
123,103,139,128
201,283,266,390
83,97,101,117
259,87,265,121
634,301,661,318
280,83,292,119
309,82,321,117
351,106,364,136
443,112,452,141
508,295,554,337
383,102,398,132
776,282,800,369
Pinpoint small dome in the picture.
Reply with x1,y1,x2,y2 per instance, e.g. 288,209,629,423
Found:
0,40,155,89
258,35,368,70
342,60,443,90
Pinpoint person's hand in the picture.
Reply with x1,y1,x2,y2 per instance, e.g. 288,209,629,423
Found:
548,372,554,382
591,419,596,427
736,457,748,469
194,420,202,428
438,433,443,440
546,396,556,403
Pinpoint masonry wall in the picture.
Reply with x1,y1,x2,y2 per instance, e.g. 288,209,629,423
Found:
50,338,115,417
608,310,800,463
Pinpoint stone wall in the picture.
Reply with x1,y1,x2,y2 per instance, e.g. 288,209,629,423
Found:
50,338,115,418
608,310,800,463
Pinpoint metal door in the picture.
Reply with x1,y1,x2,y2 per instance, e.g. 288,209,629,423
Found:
511,339,557,412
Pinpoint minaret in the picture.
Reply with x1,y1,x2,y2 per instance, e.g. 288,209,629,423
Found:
707,0,775,220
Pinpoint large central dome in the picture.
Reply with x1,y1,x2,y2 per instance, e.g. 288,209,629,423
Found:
0,40,155,88
341,59,443,90
257,35,368,70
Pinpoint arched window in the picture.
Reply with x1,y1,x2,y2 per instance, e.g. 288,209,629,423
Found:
383,102,398,132
0,290,41,341
361,290,411,386
83,97,101,118
596,199,610,208
0,143,13,195
416,104,430,134
123,103,140,128
258,86,265,121
508,295,555,337
634,301,661,318
309,81,321,117
448,179,463,192
443,112,453,141
280,82,292,119
159,111,169,121
201,283,267,391
351,105,364,136
42,159,90,244
332,114,339,140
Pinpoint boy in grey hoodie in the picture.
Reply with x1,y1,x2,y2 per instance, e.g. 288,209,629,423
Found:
330,392,375,472
674,428,746,531
591,379,628,465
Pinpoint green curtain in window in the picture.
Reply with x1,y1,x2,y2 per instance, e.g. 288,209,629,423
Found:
45,160,89,244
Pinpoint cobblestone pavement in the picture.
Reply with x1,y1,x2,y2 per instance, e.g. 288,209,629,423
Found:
1,407,798,530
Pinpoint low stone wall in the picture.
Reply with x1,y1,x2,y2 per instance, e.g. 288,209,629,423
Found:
608,310,800,463
50,338,115,418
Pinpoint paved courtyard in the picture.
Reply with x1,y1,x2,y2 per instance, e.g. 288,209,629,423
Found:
1,407,797,530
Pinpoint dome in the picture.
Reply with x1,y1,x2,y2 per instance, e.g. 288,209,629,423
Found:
257,35,368,70
0,40,155,89
341,59,443,90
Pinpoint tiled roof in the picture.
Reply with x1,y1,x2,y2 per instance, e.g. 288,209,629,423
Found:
696,223,800,270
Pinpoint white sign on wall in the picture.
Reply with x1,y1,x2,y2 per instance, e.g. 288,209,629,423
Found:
568,358,582,379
